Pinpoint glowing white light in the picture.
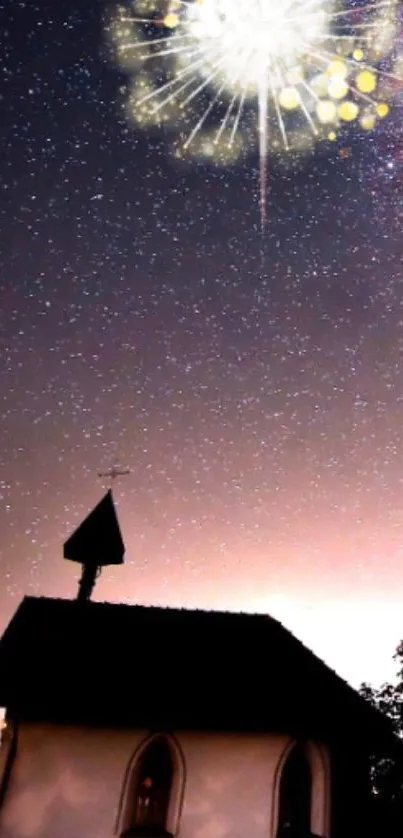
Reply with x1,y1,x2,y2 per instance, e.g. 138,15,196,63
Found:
185,0,331,96
109,0,399,228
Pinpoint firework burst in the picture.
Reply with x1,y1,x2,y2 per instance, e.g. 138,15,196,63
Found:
108,0,401,227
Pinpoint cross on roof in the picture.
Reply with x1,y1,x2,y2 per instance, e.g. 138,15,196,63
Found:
98,466,131,484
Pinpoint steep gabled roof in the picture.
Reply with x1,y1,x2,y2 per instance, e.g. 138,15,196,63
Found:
63,490,125,568
0,596,391,743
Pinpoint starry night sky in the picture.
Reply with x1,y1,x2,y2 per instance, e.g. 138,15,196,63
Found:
2,0,403,687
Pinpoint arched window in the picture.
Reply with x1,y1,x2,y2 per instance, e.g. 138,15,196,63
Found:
121,737,174,837
277,743,312,838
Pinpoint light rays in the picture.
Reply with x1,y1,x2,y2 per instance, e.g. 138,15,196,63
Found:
108,0,400,227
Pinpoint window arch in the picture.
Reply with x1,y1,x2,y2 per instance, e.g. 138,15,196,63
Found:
274,740,330,838
117,734,185,838
277,743,312,837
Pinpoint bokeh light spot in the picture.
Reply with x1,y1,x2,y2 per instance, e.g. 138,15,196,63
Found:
316,100,337,124
356,70,376,93
163,12,179,28
327,60,348,79
360,113,376,130
376,102,389,117
338,100,359,121
328,77,349,99
279,87,300,110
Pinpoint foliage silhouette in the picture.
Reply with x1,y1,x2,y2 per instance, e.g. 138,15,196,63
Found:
360,640,403,833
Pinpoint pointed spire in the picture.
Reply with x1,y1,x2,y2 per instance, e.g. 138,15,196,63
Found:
63,490,125,602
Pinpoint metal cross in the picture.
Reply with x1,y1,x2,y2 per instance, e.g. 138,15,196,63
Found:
98,466,131,484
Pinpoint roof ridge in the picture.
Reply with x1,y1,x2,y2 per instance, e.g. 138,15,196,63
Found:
21,594,277,619
17,596,356,697
0,595,393,740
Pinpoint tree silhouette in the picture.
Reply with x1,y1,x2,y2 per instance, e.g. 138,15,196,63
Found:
359,640,403,832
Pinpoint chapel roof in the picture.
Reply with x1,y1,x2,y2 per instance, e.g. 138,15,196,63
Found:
0,595,393,745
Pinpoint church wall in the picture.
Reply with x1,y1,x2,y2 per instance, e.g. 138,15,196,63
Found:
163,731,283,838
0,722,136,838
0,722,331,838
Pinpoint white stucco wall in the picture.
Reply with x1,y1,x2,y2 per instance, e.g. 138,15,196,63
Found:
0,724,329,838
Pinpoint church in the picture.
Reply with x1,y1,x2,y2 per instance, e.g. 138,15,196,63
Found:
0,491,395,838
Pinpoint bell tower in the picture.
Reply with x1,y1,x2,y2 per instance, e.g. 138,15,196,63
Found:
63,490,125,602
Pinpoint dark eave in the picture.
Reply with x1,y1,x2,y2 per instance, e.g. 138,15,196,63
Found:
0,596,393,745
